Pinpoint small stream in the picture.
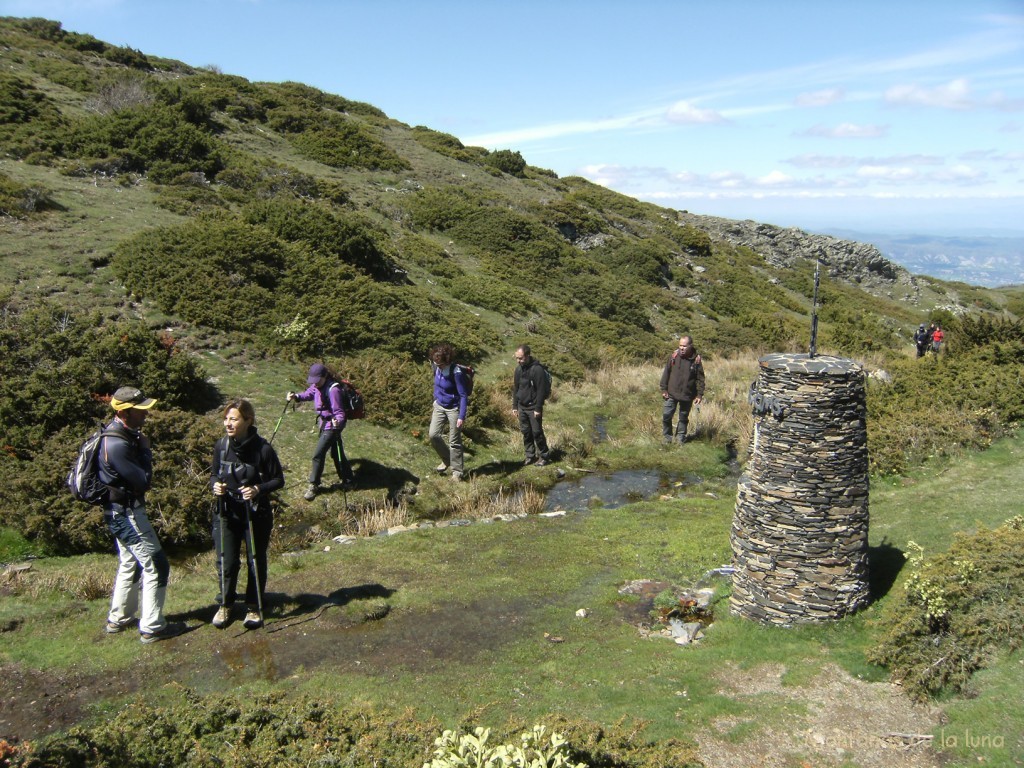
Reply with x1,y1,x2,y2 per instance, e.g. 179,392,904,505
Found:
544,468,701,513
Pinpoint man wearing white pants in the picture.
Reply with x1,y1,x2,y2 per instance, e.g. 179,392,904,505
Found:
99,386,181,643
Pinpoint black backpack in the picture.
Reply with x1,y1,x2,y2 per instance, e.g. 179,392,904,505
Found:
454,364,475,396
67,425,120,505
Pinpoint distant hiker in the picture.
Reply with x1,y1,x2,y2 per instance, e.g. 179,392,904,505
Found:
211,399,284,630
287,363,355,501
931,325,945,355
512,344,551,466
913,324,931,358
100,387,181,643
660,336,705,445
429,342,470,482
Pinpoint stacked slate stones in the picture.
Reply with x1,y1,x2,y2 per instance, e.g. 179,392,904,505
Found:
731,353,870,625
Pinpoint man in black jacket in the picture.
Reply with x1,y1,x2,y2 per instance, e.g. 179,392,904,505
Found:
659,336,705,444
511,345,551,466
99,386,181,643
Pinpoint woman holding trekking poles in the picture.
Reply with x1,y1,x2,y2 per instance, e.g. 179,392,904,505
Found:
211,399,284,630
287,362,355,500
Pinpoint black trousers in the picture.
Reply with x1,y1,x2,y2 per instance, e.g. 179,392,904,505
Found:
213,500,272,608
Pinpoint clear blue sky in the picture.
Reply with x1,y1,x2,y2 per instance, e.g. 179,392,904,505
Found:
3,0,1022,236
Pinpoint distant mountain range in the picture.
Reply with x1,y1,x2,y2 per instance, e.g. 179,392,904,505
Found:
821,230,1024,288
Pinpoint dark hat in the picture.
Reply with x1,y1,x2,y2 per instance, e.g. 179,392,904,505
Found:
110,386,157,411
307,363,328,383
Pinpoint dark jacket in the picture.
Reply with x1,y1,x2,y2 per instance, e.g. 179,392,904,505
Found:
211,427,284,517
433,364,470,420
660,350,705,402
513,359,548,412
98,419,152,505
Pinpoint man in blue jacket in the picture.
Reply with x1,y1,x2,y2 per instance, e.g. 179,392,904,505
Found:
100,386,180,643
429,342,470,481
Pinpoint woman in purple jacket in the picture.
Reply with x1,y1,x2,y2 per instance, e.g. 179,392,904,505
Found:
287,363,354,500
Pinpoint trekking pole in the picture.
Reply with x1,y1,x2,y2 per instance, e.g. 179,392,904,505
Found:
268,401,290,447
335,439,349,510
244,500,264,626
216,494,226,608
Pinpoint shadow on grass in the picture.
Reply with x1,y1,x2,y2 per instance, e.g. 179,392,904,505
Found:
867,538,906,600
265,583,395,633
348,459,419,501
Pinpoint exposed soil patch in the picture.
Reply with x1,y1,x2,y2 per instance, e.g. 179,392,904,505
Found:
696,663,944,768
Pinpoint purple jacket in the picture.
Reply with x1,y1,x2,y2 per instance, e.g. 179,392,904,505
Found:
434,364,469,421
294,379,346,430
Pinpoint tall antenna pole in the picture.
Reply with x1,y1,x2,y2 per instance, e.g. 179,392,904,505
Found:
809,253,822,358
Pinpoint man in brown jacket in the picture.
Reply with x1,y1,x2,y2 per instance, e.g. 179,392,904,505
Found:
659,336,705,444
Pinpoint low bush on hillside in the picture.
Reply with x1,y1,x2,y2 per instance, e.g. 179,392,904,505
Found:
0,172,60,217
868,517,1024,700
289,113,410,172
867,315,1024,474
411,125,488,164
11,690,704,768
242,198,397,282
113,212,292,332
0,300,216,553
0,71,69,160
397,233,465,279
483,148,527,177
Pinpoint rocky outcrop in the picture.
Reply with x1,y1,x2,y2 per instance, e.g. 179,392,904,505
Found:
678,213,921,299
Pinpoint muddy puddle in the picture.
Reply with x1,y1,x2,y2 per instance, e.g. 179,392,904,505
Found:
544,469,700,513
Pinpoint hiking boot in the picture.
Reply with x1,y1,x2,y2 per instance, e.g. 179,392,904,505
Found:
140,622,185,644
105,619,132,634
450,470,463,482
534,458,548,467
523,457,535,466
677,434,688,445
340,478,356,490
435,463,448,474
304,483,319,501
212,605,230,628
243,609,263,629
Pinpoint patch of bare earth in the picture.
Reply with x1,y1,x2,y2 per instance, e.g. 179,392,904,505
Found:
696,663,944,768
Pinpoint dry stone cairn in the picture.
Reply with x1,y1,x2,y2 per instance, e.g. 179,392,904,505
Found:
731,353,870,625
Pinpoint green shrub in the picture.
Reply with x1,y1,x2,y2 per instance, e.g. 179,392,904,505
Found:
242,198,396,281
411,126,485,164
868,518,1024,700
0,301,214,553
113,212,292,331
425,725,587,768
58,102,226,182
0,72,68,159
0,172,60,217
484,149,527,177
290,114,410,171
449,274,537,315
866,335,1024,475
404,186,482,231
154,183,228,215
15,690,703,768
398,234,466,279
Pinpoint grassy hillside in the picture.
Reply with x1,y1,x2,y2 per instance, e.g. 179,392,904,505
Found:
2,15,1024,768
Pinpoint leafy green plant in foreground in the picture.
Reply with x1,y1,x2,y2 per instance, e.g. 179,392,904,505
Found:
425,725,587,768
868,516,1024,700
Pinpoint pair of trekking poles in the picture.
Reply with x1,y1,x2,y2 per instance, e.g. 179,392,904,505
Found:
213,400,291,628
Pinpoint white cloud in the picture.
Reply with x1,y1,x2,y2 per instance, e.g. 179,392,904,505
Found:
885,77,973,109
786,154,858,169
665,100,726,124
857,165,919,181
795,88,845,107
803,123,889,138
